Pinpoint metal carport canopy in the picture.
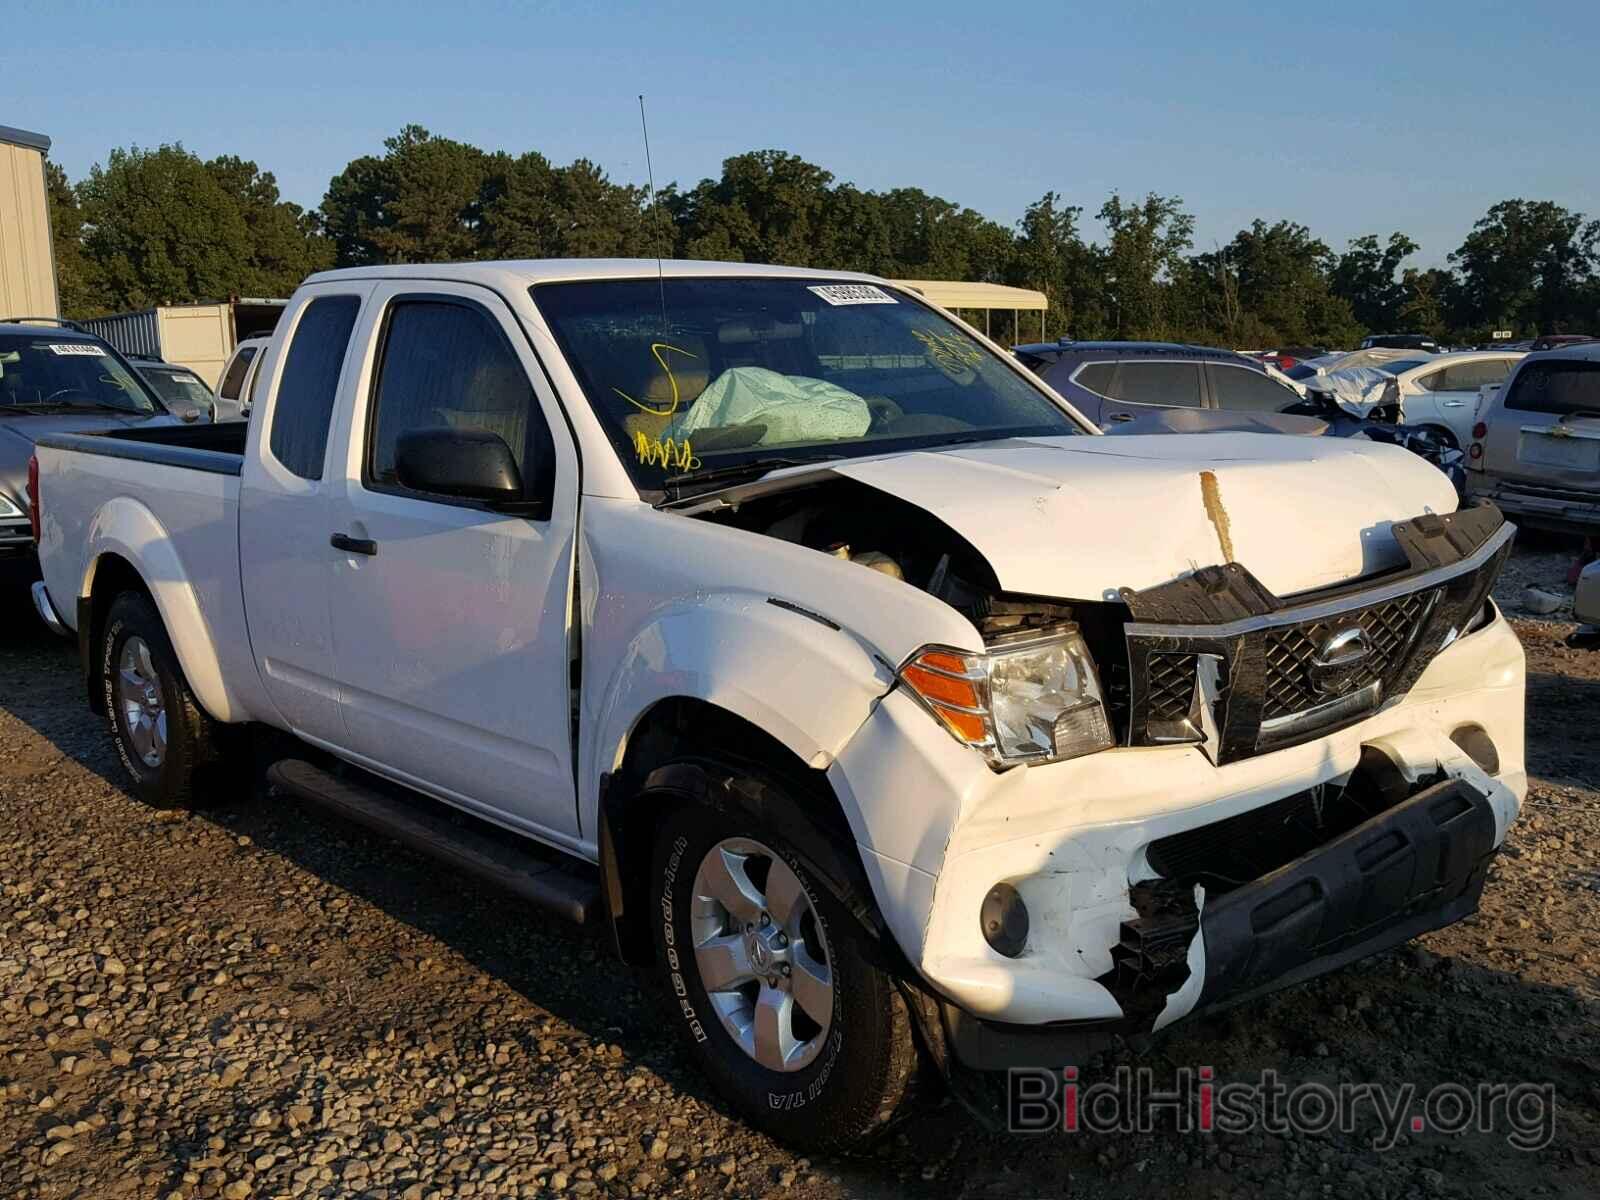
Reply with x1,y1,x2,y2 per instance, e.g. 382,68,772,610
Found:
891,279,1049,340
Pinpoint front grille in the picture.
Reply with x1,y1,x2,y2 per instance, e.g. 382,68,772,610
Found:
1259,589,1438,720
1122,513,1513,764
1146,653,1200,721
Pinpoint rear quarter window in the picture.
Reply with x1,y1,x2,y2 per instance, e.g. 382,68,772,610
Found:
269,297,361,479
1504,359,1600,416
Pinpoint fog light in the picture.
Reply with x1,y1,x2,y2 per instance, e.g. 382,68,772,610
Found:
980,883,1029,958
1450,724,1500,775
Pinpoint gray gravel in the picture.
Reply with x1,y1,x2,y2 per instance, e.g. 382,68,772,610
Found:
2,543,1599,1199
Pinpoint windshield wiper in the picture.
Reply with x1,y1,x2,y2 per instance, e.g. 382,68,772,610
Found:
661,455,835,502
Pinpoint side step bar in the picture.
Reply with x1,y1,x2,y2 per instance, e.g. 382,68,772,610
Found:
266,759,599,924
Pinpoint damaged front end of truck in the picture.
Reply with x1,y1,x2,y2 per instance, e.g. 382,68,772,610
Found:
817,495,1523,1074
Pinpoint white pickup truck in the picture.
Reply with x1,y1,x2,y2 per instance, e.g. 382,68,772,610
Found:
29,261,1525,1149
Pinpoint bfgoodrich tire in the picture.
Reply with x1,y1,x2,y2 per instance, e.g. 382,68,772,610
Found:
100,591,228,809
650,794,917,1151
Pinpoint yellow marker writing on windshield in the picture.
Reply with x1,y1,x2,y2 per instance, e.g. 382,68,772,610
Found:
635,431,699,472
613,342,699,417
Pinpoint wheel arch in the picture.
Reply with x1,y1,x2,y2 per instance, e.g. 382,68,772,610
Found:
599,696,897,970
79,531,241,724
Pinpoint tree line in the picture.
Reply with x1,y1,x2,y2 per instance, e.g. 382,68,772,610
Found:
48,124,1600,347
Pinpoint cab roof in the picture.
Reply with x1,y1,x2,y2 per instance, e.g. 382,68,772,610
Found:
305,259,884,289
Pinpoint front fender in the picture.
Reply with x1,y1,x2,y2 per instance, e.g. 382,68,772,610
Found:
587,592,897,802
81,496,245,724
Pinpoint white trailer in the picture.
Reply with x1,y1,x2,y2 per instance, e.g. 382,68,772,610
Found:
79,299,286,390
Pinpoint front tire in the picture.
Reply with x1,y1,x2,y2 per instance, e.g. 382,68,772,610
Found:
650,792,917,1151
100,591,227,809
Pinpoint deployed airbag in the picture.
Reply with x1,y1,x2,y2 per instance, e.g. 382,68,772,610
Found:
666,367,871,446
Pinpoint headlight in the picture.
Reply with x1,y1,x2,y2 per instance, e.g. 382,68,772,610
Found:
0,493,23,520
898,624,1115,766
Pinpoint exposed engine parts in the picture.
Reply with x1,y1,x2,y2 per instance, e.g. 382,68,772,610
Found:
697,477,1084,641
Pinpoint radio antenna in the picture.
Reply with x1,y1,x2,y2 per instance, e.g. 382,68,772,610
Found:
638,94,668,334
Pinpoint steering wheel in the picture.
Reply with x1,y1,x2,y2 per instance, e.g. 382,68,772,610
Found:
864,395,905,432
43,387,94,405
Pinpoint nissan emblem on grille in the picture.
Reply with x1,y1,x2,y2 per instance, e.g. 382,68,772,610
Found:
1308,627,1372,696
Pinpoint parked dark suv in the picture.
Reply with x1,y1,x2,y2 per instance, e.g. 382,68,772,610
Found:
1014,340,1303,426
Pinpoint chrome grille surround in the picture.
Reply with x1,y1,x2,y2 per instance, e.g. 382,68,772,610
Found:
1123,519,1514,764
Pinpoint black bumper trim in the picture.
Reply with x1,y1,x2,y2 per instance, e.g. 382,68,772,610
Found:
1195,777,1497,1008
943,776,1499,1071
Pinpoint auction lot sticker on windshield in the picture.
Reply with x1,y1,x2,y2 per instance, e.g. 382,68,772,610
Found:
47,343,106,356
807,284,898,306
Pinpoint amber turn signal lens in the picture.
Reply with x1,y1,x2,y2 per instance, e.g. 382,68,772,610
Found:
901,662,981,710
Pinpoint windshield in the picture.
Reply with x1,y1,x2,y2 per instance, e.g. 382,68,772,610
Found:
531,277,1085,490
0,333,159,414
139,366,215,417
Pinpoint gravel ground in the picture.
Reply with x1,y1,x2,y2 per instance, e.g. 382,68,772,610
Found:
3,538,1599,1200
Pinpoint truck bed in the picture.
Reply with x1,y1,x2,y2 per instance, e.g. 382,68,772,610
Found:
35,420,249,475
33,418,262,727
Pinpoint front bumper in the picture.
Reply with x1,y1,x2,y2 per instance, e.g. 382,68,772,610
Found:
829,608,1524,1058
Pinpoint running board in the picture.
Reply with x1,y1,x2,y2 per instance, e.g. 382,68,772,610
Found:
265,759,598,924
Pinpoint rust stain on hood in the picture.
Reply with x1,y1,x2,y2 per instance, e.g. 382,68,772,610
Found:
1199,470,1235,563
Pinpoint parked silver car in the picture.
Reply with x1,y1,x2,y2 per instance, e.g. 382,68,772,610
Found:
1467,342,1600,532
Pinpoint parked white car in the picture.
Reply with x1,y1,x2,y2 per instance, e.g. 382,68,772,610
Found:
1385,352,1526,448
211,335,271,421
29,260,1526,1150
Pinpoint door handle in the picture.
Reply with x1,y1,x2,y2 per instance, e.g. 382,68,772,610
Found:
1106,412,1135,423
330,532,377,556
1441,399,1466,408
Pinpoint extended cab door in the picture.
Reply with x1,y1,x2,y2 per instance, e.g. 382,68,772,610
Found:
323,282,583,841
239,284,371,740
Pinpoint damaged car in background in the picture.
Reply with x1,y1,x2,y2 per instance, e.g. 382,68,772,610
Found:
30,262,1525,1150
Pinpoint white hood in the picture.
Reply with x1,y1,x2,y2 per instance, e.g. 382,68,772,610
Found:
830,433,1458,599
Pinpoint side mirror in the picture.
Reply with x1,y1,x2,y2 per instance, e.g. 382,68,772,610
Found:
395,427,524,503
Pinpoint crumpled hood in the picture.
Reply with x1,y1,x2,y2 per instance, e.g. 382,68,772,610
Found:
830,433,1459,599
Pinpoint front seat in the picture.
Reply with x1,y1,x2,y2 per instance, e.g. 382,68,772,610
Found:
610,336,711,444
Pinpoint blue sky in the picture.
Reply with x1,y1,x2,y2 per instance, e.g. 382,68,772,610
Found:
5,0,1595,267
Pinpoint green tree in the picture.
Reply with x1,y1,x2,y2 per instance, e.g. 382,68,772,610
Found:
1329,232,1419,331
1207,220,1361,347
44,161,105,316
1008,192,1085,335
1095,193,1195,338
479,153,649,259
1450,199,1599,335
1396,267,1448,340
669,150,837,266
321,125,495,264
197,155,331,295
77,144,327,310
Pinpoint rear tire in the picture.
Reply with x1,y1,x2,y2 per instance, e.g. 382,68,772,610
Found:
100,591,230,809
649,786,917,1152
